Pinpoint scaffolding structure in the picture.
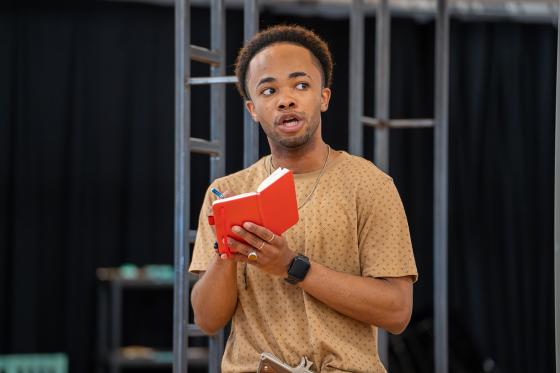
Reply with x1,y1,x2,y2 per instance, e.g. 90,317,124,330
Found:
349,0,448,371
173,0,259,371
154,0,560,23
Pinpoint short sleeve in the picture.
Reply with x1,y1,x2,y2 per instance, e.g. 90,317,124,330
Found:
358,177,418,282
189,184,220,274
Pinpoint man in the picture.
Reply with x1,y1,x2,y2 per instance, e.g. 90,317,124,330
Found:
189,25,417,372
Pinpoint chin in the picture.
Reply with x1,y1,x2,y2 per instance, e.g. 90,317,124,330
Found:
275,126,319,149
278,134,311,149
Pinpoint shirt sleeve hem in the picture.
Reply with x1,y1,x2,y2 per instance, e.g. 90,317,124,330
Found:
365,271,418,283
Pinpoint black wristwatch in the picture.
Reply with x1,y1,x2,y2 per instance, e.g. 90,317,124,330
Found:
285,254,310,285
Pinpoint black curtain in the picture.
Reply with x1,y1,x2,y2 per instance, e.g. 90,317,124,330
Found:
0,3,556,373
0,4,176,371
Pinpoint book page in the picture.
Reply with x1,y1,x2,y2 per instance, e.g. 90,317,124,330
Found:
212,192,256,205
257,167,289,192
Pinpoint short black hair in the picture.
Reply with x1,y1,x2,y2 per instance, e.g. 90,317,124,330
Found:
234,24,333,101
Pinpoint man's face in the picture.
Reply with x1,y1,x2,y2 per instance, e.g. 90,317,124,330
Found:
245,43,331,150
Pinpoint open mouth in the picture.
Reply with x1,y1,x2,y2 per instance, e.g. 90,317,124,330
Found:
277,116,303,133
281,117,300,127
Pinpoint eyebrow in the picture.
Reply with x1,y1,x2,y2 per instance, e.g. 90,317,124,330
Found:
255,71,311,89
288,71,309,79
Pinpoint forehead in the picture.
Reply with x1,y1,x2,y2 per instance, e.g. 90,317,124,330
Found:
247,43,322,82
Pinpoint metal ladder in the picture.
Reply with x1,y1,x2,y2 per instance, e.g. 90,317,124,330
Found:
173,0,259,372
349,0,450,372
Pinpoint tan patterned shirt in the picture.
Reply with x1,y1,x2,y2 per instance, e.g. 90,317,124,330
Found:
189,150,418,373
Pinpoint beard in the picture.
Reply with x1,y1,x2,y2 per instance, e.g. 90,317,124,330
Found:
263,118,320,149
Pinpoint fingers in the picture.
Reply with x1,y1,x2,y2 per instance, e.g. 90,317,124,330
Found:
227,236,255,257
231,226,266,252
226,237,262,264
221,252,249,262
239,222,276,244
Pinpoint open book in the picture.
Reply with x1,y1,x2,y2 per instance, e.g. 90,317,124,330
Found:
210,168,299,257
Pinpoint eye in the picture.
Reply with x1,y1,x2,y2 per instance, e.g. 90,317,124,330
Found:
261,87,275,96
296,82,309,90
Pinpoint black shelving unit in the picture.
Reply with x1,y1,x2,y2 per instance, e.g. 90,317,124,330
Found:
96,271,207,373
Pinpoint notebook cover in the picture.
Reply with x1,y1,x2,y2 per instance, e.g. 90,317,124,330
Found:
211,170,299,257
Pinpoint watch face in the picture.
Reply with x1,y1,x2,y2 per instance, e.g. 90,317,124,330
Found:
289,256,310,280
291,258,309,276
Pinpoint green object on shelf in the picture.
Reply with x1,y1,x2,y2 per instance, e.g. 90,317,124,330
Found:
153,351,173,363
144,265,174,281
119,263,139,279
0,353,68,373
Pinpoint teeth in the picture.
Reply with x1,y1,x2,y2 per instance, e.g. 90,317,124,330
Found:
283,119,299,127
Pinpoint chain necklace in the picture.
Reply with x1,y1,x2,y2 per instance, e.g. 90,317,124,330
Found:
268,144,330,210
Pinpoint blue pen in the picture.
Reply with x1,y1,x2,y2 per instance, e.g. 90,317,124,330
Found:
211,187,225,199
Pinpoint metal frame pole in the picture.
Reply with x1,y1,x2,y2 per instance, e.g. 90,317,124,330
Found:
554,3,560,371
374,0,391,174
210,0,226,181
173,0,190,371
243,0,259,167
434,0,449,371
349,0,364,156
208,0,227,370
374,0,391,367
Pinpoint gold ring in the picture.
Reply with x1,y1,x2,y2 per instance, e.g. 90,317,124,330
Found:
248,251,258,261
267,233,275,243
258,241,265,250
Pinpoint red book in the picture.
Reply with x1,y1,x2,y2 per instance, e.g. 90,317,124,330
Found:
210,168,299,257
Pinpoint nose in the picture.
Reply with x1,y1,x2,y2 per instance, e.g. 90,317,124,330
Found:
277,90,296,110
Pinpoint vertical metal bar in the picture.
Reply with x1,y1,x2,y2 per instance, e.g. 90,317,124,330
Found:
209,0,227,370
173,0,190,371
110,282,122,373
434,0,449,370
209,330,226,372
97,285,107,373
555,3,560,371
374,0,391,366
377,330,389,369
374,0,391,174
210,0,226,181
243,0,259,167
349,0,364,156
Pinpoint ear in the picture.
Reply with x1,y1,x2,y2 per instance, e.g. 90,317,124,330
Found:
245,100,259,122
320,87,331,112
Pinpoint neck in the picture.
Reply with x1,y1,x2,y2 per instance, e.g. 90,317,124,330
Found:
269,138,328,174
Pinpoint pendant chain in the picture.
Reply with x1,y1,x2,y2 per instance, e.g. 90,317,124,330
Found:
269,144,330,210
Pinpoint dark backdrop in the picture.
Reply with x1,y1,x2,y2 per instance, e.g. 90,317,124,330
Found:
0,3,556,373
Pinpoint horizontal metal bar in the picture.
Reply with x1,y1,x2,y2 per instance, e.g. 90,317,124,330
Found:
112,346,208,367
187,76,238,85
188,323,206,337
391,119,435,128
178,0,558,24
190,137,222,155
361,116,381,127
361,116,435,128
190,45,221,66
189,229,197,243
